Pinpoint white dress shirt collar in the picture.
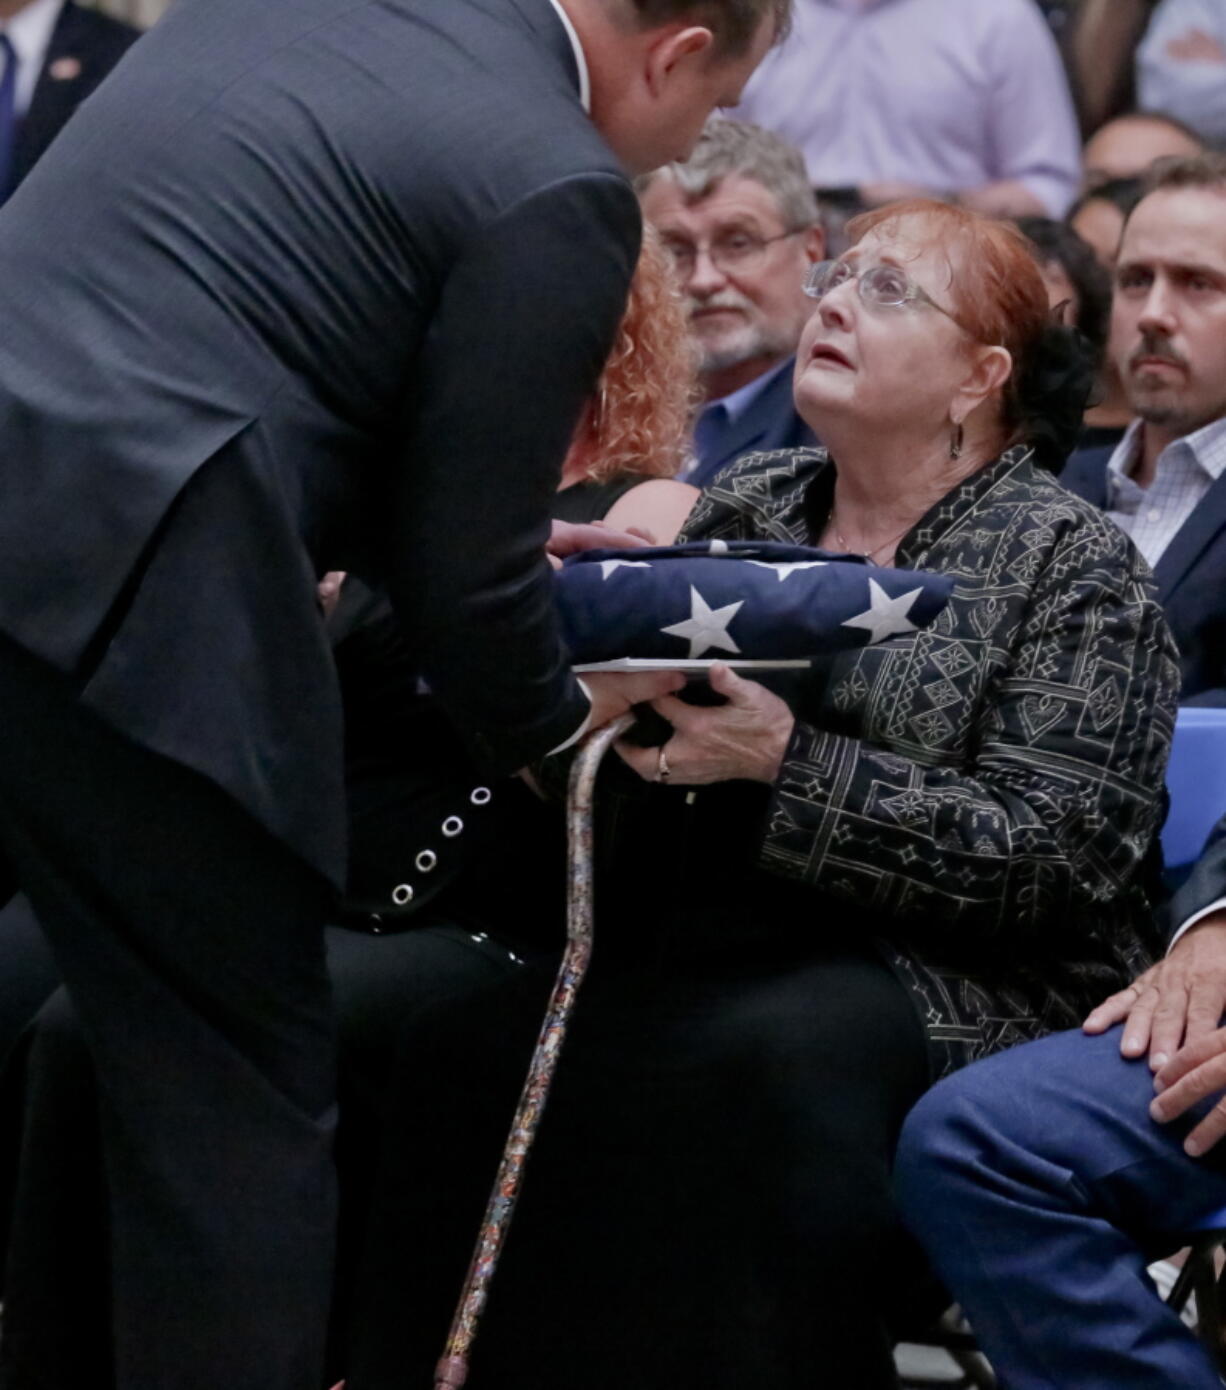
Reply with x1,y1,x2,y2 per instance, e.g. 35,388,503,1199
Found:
1107,415,1226,492
3,0,65,118
546,0,591,114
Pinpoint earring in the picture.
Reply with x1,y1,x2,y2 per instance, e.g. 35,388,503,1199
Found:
949,420,964,460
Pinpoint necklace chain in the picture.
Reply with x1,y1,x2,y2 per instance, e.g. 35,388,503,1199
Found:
829,507,912,565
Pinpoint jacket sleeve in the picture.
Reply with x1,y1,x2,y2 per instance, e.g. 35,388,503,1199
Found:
386,171,641,775
1165,814,1226,944
758,530,1181,944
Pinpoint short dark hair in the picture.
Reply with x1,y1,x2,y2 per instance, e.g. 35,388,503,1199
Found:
621,0,792,54
1067,176,1143,224
1015,216,1112,365
1141,150,1226,198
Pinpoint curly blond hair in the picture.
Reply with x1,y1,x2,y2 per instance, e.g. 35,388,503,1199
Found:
571,226,699,484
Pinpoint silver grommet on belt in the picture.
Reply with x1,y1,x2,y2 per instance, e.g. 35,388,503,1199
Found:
392,883,414,906
442,816,463,838
415,849,437,873
470,786,491,806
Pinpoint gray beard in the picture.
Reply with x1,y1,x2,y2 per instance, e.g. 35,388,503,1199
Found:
696,323,797,377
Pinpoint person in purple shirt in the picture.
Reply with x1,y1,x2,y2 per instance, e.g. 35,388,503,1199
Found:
735,0,1082,218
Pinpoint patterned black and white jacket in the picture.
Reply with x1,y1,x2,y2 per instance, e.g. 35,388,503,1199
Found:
678,444,1182,1078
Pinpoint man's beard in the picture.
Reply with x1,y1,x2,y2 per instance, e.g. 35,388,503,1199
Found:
687,291,797,376
1125,328,1194,427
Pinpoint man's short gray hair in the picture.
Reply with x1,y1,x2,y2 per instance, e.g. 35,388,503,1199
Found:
638,118,818,230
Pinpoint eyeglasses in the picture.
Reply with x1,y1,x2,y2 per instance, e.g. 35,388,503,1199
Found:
661,228,805,277
803,259,963,327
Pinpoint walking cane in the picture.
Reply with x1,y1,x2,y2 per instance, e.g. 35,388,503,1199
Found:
433,712,634,1390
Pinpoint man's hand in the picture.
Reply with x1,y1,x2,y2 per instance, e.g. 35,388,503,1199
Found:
1151,1027,1226,1157
1084,911,1226,1071
615,663,794,786
583,669,686,732
548,519,653,562
1166,27,1226,66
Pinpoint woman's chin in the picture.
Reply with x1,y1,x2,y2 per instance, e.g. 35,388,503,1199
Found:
792,377,855,434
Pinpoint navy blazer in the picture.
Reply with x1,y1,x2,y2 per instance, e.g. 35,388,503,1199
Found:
11,0,140,191
0,0,639,884
1063,443,1226,704
1165,812,1226,938
687,357,816,490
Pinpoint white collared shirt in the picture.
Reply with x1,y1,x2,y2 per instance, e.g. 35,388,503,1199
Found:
1104,415,1226,568
546,0,591,114
2,0,65,118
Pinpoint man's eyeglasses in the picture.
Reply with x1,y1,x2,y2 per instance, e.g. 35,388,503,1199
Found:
661,228,805,277
803,259,962,328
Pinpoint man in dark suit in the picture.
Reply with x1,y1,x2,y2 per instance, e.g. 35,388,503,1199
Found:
0,2,786,1386
1062,153,1226,705
0,0,140,203
638,118,822,488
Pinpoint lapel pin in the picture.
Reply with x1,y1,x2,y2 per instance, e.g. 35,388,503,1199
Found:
48,57,82,81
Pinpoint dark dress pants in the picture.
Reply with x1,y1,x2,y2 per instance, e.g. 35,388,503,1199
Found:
895,1026,1226,1390
342,934,930,1390
0,634,338,1390
0,910,540,1389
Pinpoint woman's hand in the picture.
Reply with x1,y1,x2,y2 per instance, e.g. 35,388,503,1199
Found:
616,663,795,786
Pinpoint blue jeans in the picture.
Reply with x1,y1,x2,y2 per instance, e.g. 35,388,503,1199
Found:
895,1026,1226,1389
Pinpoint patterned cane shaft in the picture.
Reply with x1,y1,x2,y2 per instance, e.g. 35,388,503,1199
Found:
434,714,633,1390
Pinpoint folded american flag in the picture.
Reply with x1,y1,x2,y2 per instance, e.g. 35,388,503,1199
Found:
554,540,954,664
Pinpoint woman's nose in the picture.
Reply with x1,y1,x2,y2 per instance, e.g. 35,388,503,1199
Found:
818,282,855,331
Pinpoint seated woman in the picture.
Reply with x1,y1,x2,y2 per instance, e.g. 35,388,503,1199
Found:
338,201,1180,1390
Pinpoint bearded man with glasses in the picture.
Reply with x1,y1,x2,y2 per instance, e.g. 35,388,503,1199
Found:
639,118,825,487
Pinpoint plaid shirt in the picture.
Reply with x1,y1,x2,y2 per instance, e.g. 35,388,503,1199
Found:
1105,416,1226,567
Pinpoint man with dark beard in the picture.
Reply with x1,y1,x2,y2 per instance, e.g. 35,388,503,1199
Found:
1063,152,1226,702
639,118,823,487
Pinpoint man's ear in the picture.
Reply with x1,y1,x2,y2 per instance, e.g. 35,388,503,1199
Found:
802,223,826,264
644,25,715,97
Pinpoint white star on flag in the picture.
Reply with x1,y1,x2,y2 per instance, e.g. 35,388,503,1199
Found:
841,579,923,644
661,585,743,658
746,560,828,581
598,559,653,579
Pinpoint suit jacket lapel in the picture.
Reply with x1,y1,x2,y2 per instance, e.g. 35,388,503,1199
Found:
15,0,82,184
1153,469,1226,602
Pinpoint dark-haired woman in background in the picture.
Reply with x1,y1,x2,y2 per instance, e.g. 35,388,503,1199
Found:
1016,213,1129,465
341,201,1179,1390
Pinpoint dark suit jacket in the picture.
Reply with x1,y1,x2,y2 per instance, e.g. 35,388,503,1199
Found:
1165,813,1226,941
1063,442,1226,703
0,0,640,885
11,0,140,191
687,356,816,490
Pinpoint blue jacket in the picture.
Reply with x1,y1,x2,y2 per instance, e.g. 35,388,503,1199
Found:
688,357,816,490
1063,443,1226,705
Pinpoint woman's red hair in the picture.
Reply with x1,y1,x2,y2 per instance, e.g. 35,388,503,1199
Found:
846,199,1051,430
573,226,699,483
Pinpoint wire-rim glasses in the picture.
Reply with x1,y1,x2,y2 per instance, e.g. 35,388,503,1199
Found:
803,259,963,327
662,228,806,277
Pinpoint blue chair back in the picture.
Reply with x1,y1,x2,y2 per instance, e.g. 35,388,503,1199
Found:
1162,707,1226,872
